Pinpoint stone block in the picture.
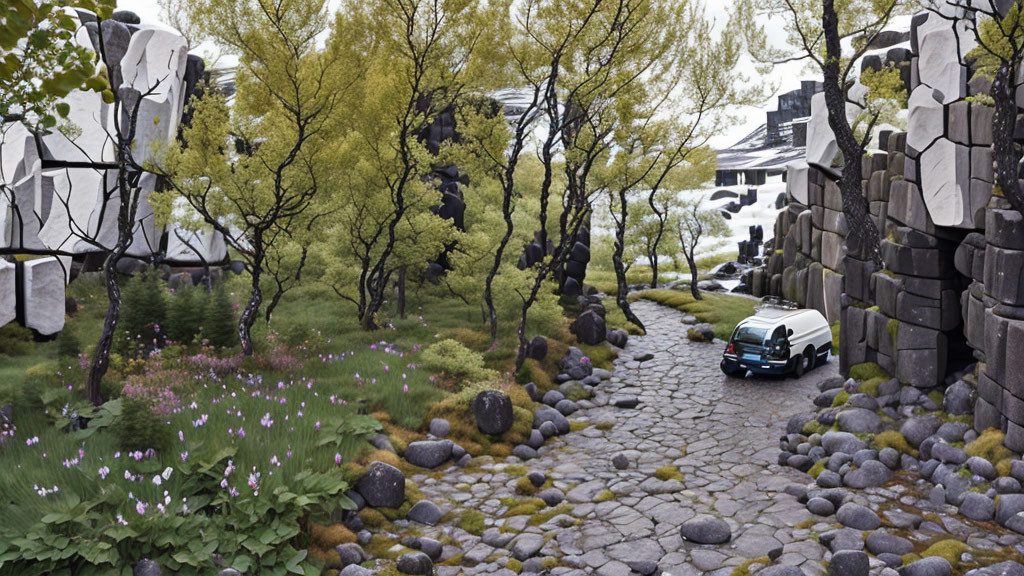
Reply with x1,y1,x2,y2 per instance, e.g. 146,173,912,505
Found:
905,154,918,182
907,86,945,152
822,231,846,272
22,257,66,336
787,160,809,205
987,208,1024,251
916,16,973,104
896,321,945,351
965,288,988,353
0,259,14,328
947,100,970,145
797,210,812,256
955,233,984,278
806,263,826,319
1006,320,1024,400
845,257,876,303
881,240,951,278
866,309,895,358
824,179,844,212
974,396,1002,433
875,273,900,318
1004,390,1024,426
811,227,822,262
985,310,1010,385
824,269,843,324
1006,421,1024,454
895,289,960,331
795,266,808,307
971,146,993,183
841,305,868,372
806,92,839,168
919,139,971,228
868,170,885,202
782,266,799,303
888,180,935,233
971,102,994,145
896,348,944,388
969,179,992,229
978,371,1003,406
984,245,1024,305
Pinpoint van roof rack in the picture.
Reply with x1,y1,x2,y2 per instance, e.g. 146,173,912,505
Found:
757,296,800,311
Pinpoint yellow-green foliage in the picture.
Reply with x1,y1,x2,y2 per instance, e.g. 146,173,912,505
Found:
849,362,890,382
654,466,684,482
595,490,615,503
632,289,757,341
526,503,575,527
831,391,850,407
730,556,771,576
515,358,552,391
874,431,916,456
686,327,713,342
457,510,486,535
577,343,617,370
966,428,1016,465
516,476,539,496
421,339,497,384
802,419,829,436
506,558,523,573
359,508,389,530
997,459,1014,477
437,327,491,352
886,319,899,343
503,498,547,518
808,459,827,479
595,421,615,431
429,380,533,455
859,377,887,397
830,323,840,355
918,539,970,568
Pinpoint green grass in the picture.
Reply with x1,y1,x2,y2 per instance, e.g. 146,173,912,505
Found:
849,362,890,381
630,289,758,341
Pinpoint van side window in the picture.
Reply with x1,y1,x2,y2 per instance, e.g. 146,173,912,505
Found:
770,326,787,345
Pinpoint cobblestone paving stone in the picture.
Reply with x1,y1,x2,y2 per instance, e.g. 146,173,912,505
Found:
398,301,843,576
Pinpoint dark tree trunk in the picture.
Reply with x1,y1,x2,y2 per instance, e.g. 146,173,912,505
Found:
612,189,644,330
992,62,1024,214
397,266,407,320
822,0,882,264
485,202,515,349
86,246,126,405
239,245,263,356
649,254,659,289
687,255,702,301
264,246,307,323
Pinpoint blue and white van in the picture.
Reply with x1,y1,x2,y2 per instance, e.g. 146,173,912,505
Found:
720,300,832,378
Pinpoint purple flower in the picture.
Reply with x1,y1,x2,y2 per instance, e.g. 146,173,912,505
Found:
98,466,110,479
136,501,147,515
314,421,321,430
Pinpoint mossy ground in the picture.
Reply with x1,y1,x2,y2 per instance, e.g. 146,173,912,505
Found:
654,466,684,482
966,428,1017,466
873,430,917,456
631,289,758,341
849,362,890,381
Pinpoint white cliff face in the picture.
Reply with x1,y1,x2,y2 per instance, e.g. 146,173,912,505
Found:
0,10,221,333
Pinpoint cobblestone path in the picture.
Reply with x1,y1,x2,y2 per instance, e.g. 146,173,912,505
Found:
405,300,844,576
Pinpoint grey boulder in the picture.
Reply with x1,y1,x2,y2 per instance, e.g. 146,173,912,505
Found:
404,440,454,469
473,390,515,435
836,502,880,530
356,461,406,508
680,515,732,544
407,500,444,526
396,552,433,575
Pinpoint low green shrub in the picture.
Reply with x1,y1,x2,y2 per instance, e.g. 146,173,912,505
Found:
421,339,496,384
849,362,890,382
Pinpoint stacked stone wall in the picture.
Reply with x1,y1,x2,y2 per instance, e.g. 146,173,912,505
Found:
758,9,1024,450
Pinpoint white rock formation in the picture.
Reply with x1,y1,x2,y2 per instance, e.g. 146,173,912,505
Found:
22,258,66,335
0,259,15,329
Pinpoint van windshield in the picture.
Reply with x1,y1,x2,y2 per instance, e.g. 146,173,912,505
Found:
733,325,768,345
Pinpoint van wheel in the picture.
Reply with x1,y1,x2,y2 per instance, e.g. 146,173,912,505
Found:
793,348,813,378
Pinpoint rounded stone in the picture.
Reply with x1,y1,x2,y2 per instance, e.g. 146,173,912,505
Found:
807,497,836,516
836,408,883,434
822,431,868,455
899,556,951,576
407,500,444,526
512,444,538,460
817,470,843,489
473,390,515,435
534,405,570,435
836,502,880,530
900,416,941,448
542,390,565,406
428,418,450,438
865,531,913,556
537,488,564,506
340,566,373,576
680,515,732,544
418,537,443,560
527,471,546,487
612,453,630,470
960,491,995,521
829,550,869,576
396,552,433,575
843,460,893,488
356,461,406,508
526,429,545,449
966,456,997,480
404,440,454,469
336,543,366,567
555,398,579,416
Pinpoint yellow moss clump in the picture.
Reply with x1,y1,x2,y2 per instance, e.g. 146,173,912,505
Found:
569,420,591,432
731,556,771,576
997,459,1014,477
808,459,827,479
527,503,575,527
516,476,539,496
858,377,888,397
874,430,917,456
506,558,523,573
831,391,850,407
802,420,829,436
919,539,970,567
504,498,547,518
595,421,615,431
849,362,890,381
309,523,357,548
458,510,486,535
577,343,618,370
437,327,491,352
595,490,615,503
654,466,684,482
966,428,1016,464
359,508,389,529
428,379,534,457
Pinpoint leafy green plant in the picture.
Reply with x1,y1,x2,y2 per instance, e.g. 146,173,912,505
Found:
203,286,237,350
165,283,205,346
117,397,172,454
421,339,496,384
119,270,168,358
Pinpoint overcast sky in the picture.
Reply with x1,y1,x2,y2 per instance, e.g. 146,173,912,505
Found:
117,0,813,148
